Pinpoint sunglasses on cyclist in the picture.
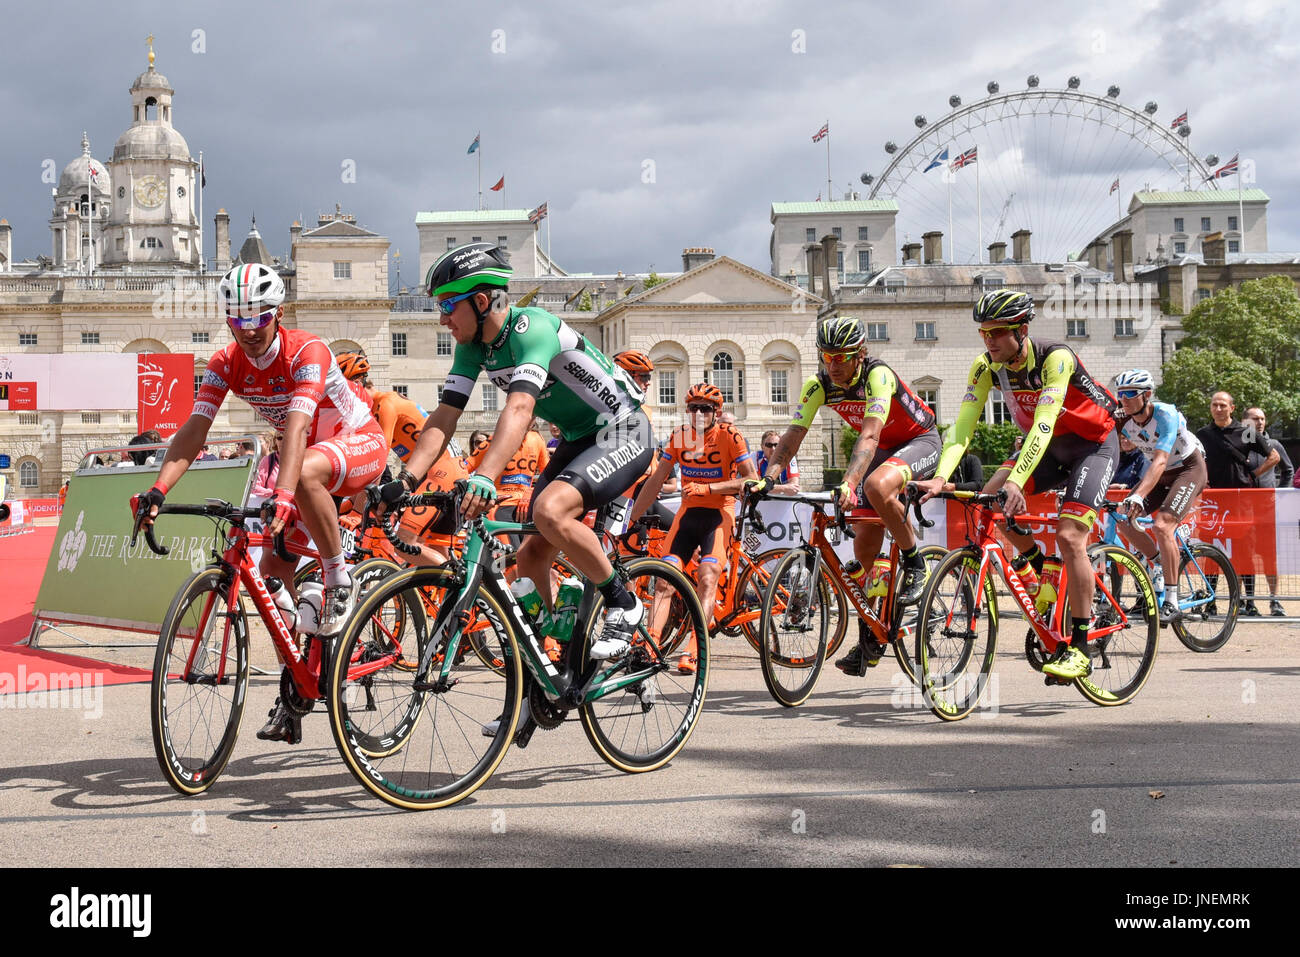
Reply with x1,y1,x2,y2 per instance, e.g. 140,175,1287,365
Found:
227,308,277,330
1116,389,1146,400
436,291,479,316
819,349,858,364
687,404,717,414
978,324,1018,339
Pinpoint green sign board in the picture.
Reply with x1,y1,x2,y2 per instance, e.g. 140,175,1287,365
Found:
34,459,254,633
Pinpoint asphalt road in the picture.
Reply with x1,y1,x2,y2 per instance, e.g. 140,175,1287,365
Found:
2,618,1297,868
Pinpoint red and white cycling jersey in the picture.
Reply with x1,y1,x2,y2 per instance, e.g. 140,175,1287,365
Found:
194,328,375,444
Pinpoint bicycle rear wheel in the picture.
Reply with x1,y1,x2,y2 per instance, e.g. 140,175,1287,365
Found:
151,567,250,795
328,567,522,810
1070,545,1159,705
580,558,709,772
757,548,834,707
915,548,998,721
1172,543,1239,652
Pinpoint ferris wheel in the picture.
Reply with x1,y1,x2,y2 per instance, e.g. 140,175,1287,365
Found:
861,77,1224,265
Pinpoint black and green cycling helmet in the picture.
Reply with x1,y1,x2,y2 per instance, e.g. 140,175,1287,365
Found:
425,242,513,298
973,289,1033,325
815,315,866,353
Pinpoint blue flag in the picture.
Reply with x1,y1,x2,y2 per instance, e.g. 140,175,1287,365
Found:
924,147,949,173
467,133,480,155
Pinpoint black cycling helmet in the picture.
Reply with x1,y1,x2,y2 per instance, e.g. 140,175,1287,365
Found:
425,242,512,344
973,289,1034,325
815,315,866,353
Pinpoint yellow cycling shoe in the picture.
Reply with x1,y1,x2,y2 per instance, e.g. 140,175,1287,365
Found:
1042,645,1092,680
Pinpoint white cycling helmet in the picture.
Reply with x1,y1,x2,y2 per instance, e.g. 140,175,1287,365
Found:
219,263,285,324
1113,369,1156,392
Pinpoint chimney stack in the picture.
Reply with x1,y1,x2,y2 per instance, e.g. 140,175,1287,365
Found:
1202,230,1226,265
681,246,716,272
214,209,231,272
922,230,944,264
0,219,11,272
901,242,922,264
820,233,838,296
805,244,823,295
1011,229,1032,263
987,241,1006,264
1110,229,1134,281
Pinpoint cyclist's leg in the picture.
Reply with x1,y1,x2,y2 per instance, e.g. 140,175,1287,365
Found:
1151,453,1205,607
863,430,942,603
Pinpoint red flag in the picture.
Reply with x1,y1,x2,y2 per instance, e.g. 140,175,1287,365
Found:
138,354,194,437
489,176,505,192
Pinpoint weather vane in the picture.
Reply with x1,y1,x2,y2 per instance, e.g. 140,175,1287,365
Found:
147,34,155,68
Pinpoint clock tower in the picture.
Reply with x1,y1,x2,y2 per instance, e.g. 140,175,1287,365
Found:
100,42,200,270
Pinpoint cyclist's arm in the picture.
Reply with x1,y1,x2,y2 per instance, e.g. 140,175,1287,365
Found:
275,409,313,497
403,403,462,485
151,413,212,493
475,392,535,484
1132,405,1178,495
843,365,897,488
1130,449,1170,500
628,454,676,525
764,425,806,480
933,357,992,481
1005,348,1074,490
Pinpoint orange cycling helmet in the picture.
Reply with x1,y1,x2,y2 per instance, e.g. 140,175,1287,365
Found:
613,350,654,375
336,352,370,382
685,382,723,410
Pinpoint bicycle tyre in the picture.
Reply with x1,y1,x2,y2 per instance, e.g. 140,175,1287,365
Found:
151,567,250,796
890,544,950,684
327,566,523,810
1070,544,1159,706
757,548,833,707
729,548,791,648
1172,543,1239,653
915,548,998,721
579,558,709,772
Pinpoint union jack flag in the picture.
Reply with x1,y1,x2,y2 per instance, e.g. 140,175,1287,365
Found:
811,123,829,143
1109,177,1119,195
528,202,548,225
950,147,977,171
1170,110,1188,129
1208,154,1239,180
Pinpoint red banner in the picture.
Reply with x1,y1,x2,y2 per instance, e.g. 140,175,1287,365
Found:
0,381,38,410
137,354,194,437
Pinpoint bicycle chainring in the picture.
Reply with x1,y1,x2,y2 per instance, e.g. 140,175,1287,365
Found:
529,680,569,730
279,666,315,716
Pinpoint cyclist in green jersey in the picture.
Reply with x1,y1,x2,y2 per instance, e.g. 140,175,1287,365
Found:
381,243,654,660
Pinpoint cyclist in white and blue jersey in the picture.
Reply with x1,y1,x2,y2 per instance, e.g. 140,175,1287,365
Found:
1111,369,1207,624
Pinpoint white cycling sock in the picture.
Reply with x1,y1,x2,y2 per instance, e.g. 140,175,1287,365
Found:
322,551,351,588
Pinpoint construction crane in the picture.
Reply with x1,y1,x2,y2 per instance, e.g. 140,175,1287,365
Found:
991,193,1015,245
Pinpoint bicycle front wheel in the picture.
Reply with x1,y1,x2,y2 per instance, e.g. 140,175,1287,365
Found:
1172,543,1239,653
891,544,951,685
328,566,523,810
151,567,250,795
915,548,998,721
1070,545,1160,706
757,548,834,707
579,558,709,772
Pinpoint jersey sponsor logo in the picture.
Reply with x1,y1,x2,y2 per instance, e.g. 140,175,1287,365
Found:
293,364,321,383
1038,421,1051,433
562,359,624,414
1037,394,1055,406
512,364,547,388
288,396,317,417
962,387,978,403
202,370,227,389
515,315,529,333
584,436,646,484
244,374,256,385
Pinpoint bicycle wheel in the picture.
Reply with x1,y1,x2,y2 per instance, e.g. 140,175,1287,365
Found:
890,544,950,685
1069,545,1159,706
327,566,523,810
579,558,709,772
915,548,998,721
1172,543,1239,653
151,567,250,796
757,548,835,707
727,547,784,647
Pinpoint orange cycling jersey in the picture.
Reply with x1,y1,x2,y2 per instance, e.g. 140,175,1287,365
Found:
660,421,751,510
467,430,551,509
371,390,429,463
399,446,470,548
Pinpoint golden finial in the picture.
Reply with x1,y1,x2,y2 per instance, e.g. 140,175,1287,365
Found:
147,34,155,67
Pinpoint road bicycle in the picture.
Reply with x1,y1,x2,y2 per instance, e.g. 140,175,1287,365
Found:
749,490,945,707
1099,500,1240,652
325,482,709,810
131,499,408,795
914,489,1159,721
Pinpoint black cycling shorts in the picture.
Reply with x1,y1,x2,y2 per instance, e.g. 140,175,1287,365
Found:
529,410,655,516
1001,429,1119,530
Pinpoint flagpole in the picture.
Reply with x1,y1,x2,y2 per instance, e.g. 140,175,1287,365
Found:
976,153,982,264
86,155,93,276
1117,176,1121,223
547,209,552,276
198,150,204,273
1238,152,1244,253
824,120,832,201
947,144,953,263
477,143,482,211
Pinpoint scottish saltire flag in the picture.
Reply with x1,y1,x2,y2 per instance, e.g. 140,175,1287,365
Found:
811,123,828,142
924,147,949,173
950,147,977,171
467,133,480,154
1170,110,1188,129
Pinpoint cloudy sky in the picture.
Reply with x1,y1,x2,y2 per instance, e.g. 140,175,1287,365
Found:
2,0,1296,278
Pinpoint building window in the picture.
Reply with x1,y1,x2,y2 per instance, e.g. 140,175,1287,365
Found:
471,236,481,243
805,227,816,243
139,237,162,249
17,413,38,425
1196,288,1212,302
1114,318,1135,337
18,333,37,346
436,331,453,356
915,321,937,341
1174,217,1184,233
394,384,408,397
191,331,209,344
1066,318,1087,338
497,235,508,246
194,373,204,397
81,332,100,344
1228,215,1239,232
482,385,498,412
917,388,939,413
392,332,407,356
866,322,888,342
1174,241,1186,255
858,250,871,272
658,370,676,407
858,226,869,241
987,395,1012,425
446,237,457,249
710,352,736,403
19,461,38,488
1227,239,1240,253
333,261,352,279
836,251,844,274
769,369,788,406
81,411,101,424
1201,217,1211,232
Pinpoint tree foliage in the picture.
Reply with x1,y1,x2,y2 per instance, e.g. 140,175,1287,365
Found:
967,421,1020,469
1160,275,1300,432
643,271,666,289
577,289,593,311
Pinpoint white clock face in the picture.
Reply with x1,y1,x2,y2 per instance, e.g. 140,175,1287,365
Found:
134,175,166,209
